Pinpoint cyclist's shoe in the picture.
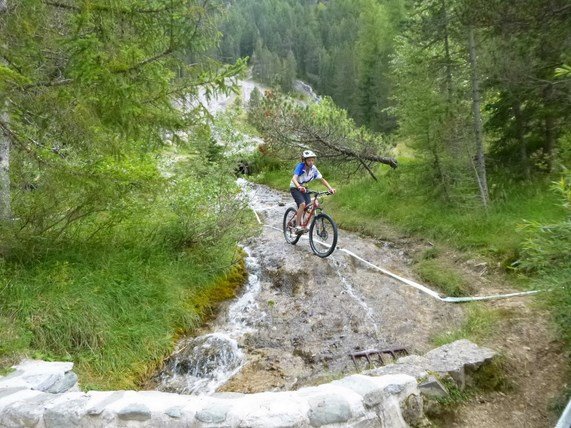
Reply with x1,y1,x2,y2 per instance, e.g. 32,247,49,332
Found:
295,226,309,235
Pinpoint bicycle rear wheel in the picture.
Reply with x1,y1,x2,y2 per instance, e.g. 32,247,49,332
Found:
283,207,301,245
309,213,338,257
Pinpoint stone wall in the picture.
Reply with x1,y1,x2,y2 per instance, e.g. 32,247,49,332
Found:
0,340,496,427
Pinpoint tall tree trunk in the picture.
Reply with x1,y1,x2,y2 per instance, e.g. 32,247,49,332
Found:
1,0,10,220
0,110,11,222
512,99,530,180
441,0,453,104
428,129,450,203
468,26,489,209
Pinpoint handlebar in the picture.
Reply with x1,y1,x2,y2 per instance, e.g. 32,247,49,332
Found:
307,190,333,196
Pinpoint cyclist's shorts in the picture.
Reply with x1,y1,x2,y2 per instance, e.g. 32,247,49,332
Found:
290,188,311,208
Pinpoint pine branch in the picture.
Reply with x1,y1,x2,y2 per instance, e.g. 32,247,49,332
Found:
43,0,185,15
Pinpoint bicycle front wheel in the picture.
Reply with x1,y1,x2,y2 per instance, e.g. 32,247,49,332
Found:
309,213,338,257
283,207,301,245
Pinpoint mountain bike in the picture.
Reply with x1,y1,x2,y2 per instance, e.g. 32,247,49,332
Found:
282,190,338,258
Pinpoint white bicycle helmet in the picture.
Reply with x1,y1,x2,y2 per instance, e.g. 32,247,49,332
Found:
302,150,317,159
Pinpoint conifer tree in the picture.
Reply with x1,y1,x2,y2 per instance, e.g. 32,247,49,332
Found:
0,0,243,239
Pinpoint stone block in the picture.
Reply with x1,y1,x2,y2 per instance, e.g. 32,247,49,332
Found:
0,389,44,412
44,395,91,428
0,360,77,394
365,356,429,383
0,387,27,401
423,339,496,389
0,392,53,427
347,418,386,428
331,374,385,398
225,392,309,428
196,400,232,424
117,403,152,421
400,393,424,427
86,391,125,416
418,376,448,398
165,405,183,419
307,393,352,426
46,372,78,394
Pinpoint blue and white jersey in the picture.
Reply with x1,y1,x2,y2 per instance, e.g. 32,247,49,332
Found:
290,162,322,188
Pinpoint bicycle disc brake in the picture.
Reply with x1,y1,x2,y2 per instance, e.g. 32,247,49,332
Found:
317,220,328,239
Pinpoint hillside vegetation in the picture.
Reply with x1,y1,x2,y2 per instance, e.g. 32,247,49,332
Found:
0,1,252,388
0,0,568,395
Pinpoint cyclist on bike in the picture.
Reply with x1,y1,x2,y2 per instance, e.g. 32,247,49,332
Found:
290,150,336,234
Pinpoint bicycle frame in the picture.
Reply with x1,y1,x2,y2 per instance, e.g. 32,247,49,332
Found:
299,191,327,228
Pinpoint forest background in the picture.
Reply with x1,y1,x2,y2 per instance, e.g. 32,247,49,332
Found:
0,0,569,406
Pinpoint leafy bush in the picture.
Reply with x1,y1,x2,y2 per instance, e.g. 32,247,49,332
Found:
516,171,571,348
517,173,571,272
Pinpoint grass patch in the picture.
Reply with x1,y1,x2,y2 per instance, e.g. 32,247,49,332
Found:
412,246,474,296
471,355,514,393
435,376,473,407
413,258,474,297
432,304,506,346
250,159,292,189
426,364,512,425
328,162,566,264
0,237,249,391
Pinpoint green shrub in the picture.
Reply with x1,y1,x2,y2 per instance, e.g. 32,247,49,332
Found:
516,171,571,349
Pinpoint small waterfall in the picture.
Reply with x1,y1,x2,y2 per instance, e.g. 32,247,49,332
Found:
332,258,380,339
157,333,244,395
157,247,264,395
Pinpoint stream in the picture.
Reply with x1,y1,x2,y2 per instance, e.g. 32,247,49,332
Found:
154,180,465,395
